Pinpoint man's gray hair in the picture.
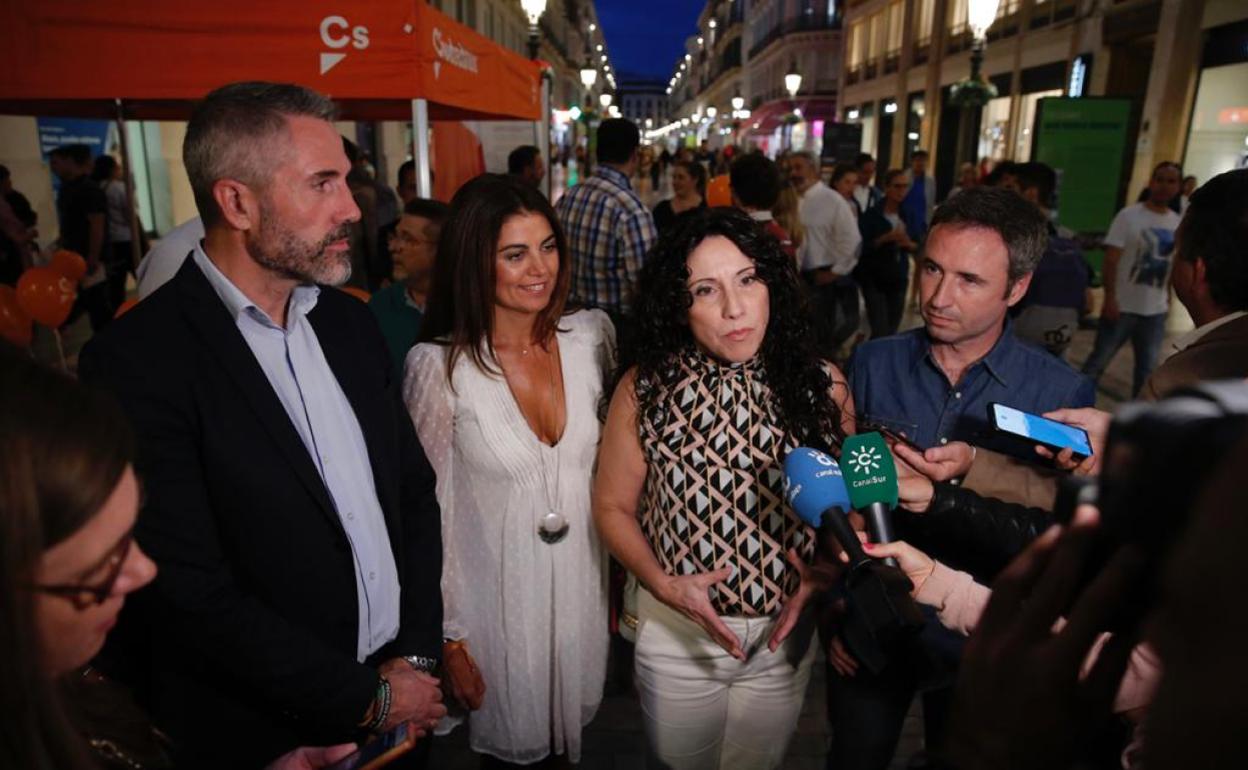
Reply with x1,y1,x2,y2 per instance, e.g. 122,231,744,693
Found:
791,151,819,171
184,81,338,225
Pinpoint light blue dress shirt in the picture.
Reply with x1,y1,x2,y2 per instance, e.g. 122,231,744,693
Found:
192,247,401,662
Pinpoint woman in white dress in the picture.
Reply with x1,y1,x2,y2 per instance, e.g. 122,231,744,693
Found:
403,174,613,767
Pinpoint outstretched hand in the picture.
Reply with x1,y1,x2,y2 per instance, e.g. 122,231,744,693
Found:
768,548,840,652
1034,407,1111,477
892,440,975,483
655,567,745,660
942,507,1147,770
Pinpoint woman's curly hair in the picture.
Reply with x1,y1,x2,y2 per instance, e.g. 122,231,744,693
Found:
616,207,845,452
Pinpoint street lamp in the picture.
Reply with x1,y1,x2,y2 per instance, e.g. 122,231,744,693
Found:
600,91,613,110
950,0,1001,163
731,90,745,112
784,59,802,98
645,117,653,129
579,61,598,89
706,106,717,120
520,0,547,60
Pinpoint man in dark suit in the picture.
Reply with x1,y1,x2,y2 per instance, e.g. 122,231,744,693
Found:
79,82,446,769
1142,167,1248,399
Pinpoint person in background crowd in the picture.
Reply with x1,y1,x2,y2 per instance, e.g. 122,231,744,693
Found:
1179,174,1197,214
0,344,374,770
901,150,935,314
351,148,400,232
554,118,658,343
92,155,137,313
507,145,546,190
49,143,112,329
900,150,934,242
649,146,663,192
78,81,446,769
1010,161,1090,359
854,169,917,339
983,160,1020,192
946,162,978,200
852,153,882,215
369,198,448,377
341,138,379,291
790,151,862,360
135,217,205,299
729,152,795,261
0,164,36,284
830,163,860,216
1082,161,1183,397
406,174,612,767
773,182,805,248
652,159,707,235
375,159,420,288
840,187,1094,770
595,207,854,770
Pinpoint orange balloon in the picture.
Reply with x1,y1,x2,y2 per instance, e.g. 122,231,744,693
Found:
114,297,139,318
49,249,88,282
0,284,34,347
340,286,371,302
707,174,732,207
16,267,77,328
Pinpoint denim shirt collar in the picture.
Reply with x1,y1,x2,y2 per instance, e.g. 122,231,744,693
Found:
912,318,1016,388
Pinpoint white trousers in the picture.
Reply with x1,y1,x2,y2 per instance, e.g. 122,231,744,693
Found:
633,588,818,770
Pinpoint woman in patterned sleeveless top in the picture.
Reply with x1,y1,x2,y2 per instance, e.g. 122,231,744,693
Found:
594,208,856,769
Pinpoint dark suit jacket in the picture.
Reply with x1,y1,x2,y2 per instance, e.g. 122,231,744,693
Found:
1141,313,1248,400
79,257,443,768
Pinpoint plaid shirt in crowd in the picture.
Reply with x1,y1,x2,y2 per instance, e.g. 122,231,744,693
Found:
554,165,658,315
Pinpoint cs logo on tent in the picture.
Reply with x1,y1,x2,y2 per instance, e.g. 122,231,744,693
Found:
320,16,371,75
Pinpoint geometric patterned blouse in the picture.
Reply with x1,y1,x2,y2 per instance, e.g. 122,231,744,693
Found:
639,349,816,617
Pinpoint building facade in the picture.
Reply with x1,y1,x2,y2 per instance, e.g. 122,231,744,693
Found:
659,0,843,156
839,0,1248,208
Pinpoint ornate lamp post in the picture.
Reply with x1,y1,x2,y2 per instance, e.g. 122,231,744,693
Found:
784,60,802,149
949,0,1001,165
520,0,547,60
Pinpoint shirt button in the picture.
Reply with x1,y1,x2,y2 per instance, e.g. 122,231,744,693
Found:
369,571,376,581
954,392,962,399
346,512,355,521
940,437,948,445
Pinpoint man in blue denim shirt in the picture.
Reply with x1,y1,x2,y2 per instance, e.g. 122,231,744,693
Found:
833,187,1094,770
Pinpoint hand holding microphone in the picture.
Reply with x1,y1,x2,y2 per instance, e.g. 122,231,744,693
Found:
784,446,926,675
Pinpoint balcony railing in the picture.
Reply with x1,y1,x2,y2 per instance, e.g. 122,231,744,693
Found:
1030,0,1077,29
746,16,842,59
912,38,930,65
883,50,900,74
845,66,861,85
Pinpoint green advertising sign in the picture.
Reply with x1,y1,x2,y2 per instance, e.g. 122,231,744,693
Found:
1032,97,1133,237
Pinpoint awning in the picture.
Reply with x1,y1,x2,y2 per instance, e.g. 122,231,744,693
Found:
747,97,839,134
0,0,541,122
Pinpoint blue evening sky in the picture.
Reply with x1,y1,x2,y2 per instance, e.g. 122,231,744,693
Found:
596,0,704,81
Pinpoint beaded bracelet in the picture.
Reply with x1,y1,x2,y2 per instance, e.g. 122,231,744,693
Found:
365,676,392,733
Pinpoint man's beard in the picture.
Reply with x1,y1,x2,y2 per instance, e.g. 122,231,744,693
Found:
248,207,354,286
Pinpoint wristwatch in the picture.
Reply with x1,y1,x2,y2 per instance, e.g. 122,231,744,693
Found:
403,654,438,673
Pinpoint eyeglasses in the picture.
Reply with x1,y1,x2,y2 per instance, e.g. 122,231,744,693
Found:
32,530,135,610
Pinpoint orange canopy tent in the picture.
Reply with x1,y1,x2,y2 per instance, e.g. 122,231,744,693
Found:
0,0,540,122
0,0,545,200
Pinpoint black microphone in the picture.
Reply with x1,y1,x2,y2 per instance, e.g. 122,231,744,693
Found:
785,447,926,675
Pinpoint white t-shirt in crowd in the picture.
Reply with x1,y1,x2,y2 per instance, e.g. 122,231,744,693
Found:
797,181,862,276
135,217,205,298
1103,202,1181,316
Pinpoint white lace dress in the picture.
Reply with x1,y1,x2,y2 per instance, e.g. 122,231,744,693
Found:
402,309,613,764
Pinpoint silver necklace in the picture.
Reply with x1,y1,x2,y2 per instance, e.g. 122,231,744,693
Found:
535,342,568,544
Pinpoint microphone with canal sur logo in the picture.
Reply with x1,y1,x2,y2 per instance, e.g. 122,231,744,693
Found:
841,432,900,567
783,446,925,674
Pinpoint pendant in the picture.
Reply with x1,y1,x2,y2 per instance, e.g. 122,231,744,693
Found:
538,511,569,544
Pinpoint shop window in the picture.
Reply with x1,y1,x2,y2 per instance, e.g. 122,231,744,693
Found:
1183,61,1248,187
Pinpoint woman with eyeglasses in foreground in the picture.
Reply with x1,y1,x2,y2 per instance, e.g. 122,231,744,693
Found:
0,343,379,770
